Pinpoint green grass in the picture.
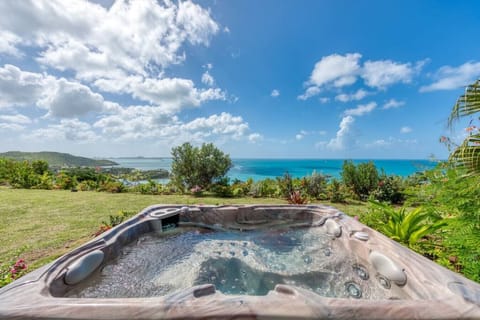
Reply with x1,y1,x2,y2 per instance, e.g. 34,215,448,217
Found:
0,187,366,273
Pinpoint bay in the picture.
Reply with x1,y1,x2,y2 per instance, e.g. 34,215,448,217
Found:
108,158,438,182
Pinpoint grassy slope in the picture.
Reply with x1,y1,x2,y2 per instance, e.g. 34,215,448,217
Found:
0,188,366,271
0,151,117,167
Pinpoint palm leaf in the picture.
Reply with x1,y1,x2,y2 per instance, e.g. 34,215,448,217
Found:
447,80,480,176
449,133,480,176
448,80,480,127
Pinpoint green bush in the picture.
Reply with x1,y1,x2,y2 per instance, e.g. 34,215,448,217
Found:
341,161,379,201
276,172,294,198
371,175,405,204
327,178,348,203
98,181,126,193
171,142,232,192
301,171,328,200
249,178,279,198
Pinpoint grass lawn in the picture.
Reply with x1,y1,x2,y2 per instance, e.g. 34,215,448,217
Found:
0,187,367,273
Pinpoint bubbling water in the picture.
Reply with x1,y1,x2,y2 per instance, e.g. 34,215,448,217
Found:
65,225,389,299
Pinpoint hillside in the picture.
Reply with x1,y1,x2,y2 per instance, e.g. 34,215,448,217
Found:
0,151,118,167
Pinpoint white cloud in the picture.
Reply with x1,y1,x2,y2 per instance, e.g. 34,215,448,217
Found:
248,133,263,143
96,76,227,113
327,115,355,150
38,78,105,118
298,86,321,100
383,99,405,109
319,97,330,103
365,136,418,149
335,89,368,102
0,64,45,108
296,134,304,140
308,53,361,88
344,102,376,117
94,107,253,144
201,71,215,86
0,0,219,80
361,60,417,89
28,119,99,142
0,123,25,131
0,31,22,57
400,126,412,134
271,89,280,97
0,64,108,118
420,61,480,92
0,114,32,124
300,53,425,100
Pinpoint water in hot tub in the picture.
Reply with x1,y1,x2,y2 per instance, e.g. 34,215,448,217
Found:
65,225,388,299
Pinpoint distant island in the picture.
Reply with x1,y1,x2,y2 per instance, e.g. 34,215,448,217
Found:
0,151,118,168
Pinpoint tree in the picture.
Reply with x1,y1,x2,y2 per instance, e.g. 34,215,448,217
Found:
341,160,379,200
171,142,233,191
448,79,480,175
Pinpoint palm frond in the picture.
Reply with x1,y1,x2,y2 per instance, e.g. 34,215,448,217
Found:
448,80,480,127
449,133,480,176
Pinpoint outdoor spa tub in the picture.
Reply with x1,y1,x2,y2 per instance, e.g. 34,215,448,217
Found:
1,205,480,319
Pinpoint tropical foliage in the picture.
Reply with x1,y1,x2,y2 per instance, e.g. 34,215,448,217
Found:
447,79,480,176
367,201,447,248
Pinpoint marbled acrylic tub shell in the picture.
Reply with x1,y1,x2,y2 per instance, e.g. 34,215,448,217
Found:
1,204,479,319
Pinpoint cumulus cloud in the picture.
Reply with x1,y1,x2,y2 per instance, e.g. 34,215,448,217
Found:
327,115,355,150
420,61,480,92
308,53,362,88
28,119,99,142
400,126,412,134
271,89,280,97
319,97,330,103
383,99,405,109
0,64,45,108
94,106,253,144
0,31,22,56
0,0,219,79
299,53,426,100
344,102,376,117
0,64,110,118
38,78,105,118
335,89,368,102
361,60,418,89
95,76,227,113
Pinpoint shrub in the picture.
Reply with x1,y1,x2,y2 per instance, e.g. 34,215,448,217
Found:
367,201,447,249
301,171,328,200
249,178,279,198
98,181,126,193
371,175,405,204
171,142,232,192
341,161,379,201
327,178,348,203
287,191,308,204
276,172,294,198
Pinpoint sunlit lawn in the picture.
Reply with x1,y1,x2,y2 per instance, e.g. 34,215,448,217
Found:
0,187,366,271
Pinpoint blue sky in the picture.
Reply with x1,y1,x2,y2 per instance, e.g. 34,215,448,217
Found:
1,0,479,159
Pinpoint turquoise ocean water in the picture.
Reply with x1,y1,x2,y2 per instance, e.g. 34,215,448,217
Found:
108,158,438,181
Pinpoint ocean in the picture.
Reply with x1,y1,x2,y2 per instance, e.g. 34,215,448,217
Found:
108,158,438,182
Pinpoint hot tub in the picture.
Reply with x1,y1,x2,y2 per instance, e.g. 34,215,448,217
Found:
1,204,479,319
